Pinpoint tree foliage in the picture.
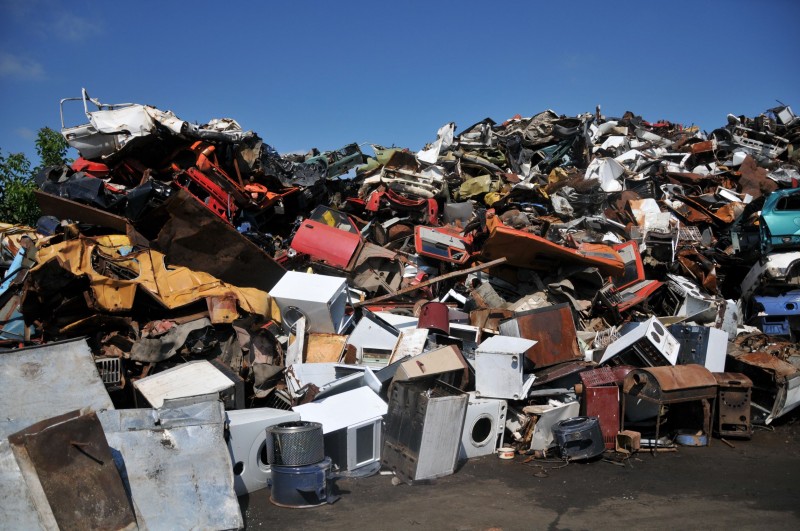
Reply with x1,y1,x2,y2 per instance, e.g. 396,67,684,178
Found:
0,127,70,226
35,127,69,169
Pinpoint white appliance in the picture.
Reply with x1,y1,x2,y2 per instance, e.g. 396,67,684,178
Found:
475,336,537,400
323,417,383,473
293,386,388,473
269,271,352,334
459,392,507,460
133,360,234,408
226,407,300,496
599,317,679,367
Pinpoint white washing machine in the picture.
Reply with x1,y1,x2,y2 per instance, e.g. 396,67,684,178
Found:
459,392,507,460
226,407,300,496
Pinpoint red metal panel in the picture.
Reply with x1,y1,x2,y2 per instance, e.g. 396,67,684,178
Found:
583,386,620,449
291,219,361,269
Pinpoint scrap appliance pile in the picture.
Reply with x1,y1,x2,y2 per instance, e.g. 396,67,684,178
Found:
1,89,800,527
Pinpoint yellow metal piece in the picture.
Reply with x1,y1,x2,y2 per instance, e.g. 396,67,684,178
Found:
33,235,277,323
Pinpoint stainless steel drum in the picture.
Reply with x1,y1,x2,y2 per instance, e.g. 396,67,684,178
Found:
265,421,325,466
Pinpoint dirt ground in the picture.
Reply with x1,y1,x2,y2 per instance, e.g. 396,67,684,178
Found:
240,411,800,530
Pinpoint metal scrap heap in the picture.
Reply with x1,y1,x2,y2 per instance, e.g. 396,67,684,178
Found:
1,90,799,527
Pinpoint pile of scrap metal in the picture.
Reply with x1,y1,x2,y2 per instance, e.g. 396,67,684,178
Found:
2,91,800,527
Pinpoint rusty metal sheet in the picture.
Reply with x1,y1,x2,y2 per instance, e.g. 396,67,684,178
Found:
499,303,582,368
666,199,712,224
481,222,624,277
690,140,715,154
666,171,711,184
8,410,136,530
579,365,636,388
150,189,285,293
714,202,745,224
738,155,778,199
35,190,129,233
677,249,718,293
529,360,594,388
624,364,717,400
678,195,725,227
736,352,798,378
469,308,514,333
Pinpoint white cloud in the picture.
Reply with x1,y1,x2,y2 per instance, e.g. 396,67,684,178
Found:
15,127,36,140
0,52,45,80
52,11,104,42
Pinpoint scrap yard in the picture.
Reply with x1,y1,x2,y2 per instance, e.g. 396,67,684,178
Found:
2,89,800,529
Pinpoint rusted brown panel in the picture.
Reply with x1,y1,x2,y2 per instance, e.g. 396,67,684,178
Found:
690,140,715,154
624,364,717,400
737,352,798,378
714,202,744,224
738,155,778,199
35,190,129,232
481,224,624,276
530,360,594,387
579,365,636,387
677,249,718,293
151,190,285,293
501,304,582,368
469,308,514,333
666,200,712,224
9,410,137,530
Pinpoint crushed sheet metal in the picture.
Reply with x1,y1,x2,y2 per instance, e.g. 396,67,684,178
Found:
98,396,243,530
130,317,213,362
150,189,285,293
481,222,624,277
0,338,114,439
35,190,129,233
8,410,136,531
0,439,54,530
30,234,274,320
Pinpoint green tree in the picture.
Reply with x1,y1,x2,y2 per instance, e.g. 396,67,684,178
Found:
35,127,70,169
0,127,70,226
0,148,38,226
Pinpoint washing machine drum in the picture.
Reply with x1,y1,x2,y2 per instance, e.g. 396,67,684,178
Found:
266,421,325,466
551,416,605,460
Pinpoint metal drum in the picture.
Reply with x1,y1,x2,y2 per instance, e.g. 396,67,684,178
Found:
265,421,324,466
551,416,605,460
270,457,337,508
417,301,450,335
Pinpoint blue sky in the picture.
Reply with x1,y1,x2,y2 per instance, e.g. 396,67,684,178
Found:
1,0,798,166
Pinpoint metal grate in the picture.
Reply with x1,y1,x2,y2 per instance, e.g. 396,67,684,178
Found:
95,357,121,385
579,367,618,388
678,226,702,244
